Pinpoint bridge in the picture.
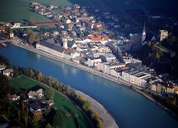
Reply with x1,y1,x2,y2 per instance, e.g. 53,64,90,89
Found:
11,25,38,29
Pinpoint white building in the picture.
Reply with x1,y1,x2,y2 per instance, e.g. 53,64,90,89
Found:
72,57,80,64
0,65,6,73
123,56,142,65
104,53,116,62
28,89,44,99
10,32,14,38
62,38,68,49
3,69,13,77
8,94,20,101
96,62,125,76
85,58,102,67
71,52,80,59
52,31,59,37
160,30,169,41
11,23,21,29
97,46,111,53
36,42,71,60
121,72,147,87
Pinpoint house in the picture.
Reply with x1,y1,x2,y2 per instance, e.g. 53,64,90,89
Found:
120,71,147,88
72,56,81,64
84,58,102,67
123,56,142,65
97,46,111,53
3,69,13,77
8,94,20,101
28,88,44,99
96,62,125,75
0,65,6,73
87,34,111,44
71,52,80,59
103,53,116,62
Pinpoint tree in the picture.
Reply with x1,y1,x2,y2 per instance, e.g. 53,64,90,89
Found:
47,87,54,100
36,72,43,81
0,76,10,113
28,69,35,78
27,30,40,44
45,123,53,128
83,101,91,111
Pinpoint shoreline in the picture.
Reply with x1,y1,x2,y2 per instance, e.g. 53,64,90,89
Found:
8,40,178,123
75,90,119,128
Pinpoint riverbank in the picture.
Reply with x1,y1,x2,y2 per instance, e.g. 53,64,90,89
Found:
76,90,119,128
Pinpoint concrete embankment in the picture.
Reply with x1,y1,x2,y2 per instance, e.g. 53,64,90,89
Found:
76,90,119,128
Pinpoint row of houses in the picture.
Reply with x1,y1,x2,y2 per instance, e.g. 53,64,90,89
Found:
8,86,54,122
94,61,149,87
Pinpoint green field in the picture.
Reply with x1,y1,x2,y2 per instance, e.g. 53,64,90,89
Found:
10,75,40,92
10,75,92,128
0,0,71,22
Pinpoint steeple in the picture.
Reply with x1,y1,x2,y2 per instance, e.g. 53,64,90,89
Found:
142,23,146,42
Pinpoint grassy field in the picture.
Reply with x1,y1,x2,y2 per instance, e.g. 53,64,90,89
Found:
0,0,71,22
10,75,92,128
9,75,39,92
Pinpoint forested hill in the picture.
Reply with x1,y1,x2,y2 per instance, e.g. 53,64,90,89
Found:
132,34,178,80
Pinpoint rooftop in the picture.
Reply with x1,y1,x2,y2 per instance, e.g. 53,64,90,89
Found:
39,39,63,53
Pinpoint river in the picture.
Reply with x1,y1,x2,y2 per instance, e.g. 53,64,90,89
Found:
1,0,178,127
0,44,178,128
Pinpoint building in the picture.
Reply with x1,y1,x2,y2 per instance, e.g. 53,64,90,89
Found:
71,52,80,59
8,94,20,101
0,65,6,73
87,34,111,44
62,38,68,49
72,57,81,64
36,39,71,59
97,46,111,53
120,71,147,88
9,32,14,38
142,23,146,42
96,62,125,76
85,58,102,67
123,56,142,65
28,88,44,99
160,30,169,41
3,68,13,77
103,53,116,63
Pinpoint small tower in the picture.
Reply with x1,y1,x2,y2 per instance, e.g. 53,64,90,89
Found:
141,23,146,42
9,32,14,39
63,38,68,49
160,30,168,42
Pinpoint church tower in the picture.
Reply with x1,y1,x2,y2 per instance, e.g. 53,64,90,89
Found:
142,23,146,42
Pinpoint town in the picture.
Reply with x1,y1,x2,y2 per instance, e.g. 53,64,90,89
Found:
0,1,178,118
